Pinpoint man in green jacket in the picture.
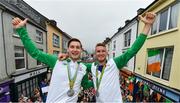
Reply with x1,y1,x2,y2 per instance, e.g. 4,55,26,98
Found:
12,18,93,102
59,12,156,102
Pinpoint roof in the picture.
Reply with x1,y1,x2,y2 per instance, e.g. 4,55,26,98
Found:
0,0,48,31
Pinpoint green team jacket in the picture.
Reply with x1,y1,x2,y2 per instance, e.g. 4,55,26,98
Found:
16,27,147,89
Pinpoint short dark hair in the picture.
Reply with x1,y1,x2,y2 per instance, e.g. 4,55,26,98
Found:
68,38,82,48
96,43,106,48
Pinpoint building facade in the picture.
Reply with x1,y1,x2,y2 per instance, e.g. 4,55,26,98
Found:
0,0,48,102
107,17,138,71
135,0,180,102
46,20,63,56
62,32,72,53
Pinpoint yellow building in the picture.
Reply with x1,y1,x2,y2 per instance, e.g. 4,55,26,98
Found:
135,0,180,102
46,20,63,55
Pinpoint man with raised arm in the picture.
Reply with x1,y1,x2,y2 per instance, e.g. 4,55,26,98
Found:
59,12,156,102
12,18,93,102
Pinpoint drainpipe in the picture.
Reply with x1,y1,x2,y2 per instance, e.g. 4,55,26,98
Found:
1,9,10,77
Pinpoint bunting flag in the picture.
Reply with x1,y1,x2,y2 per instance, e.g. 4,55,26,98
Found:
128,82,133,93
147,49,161,72
157,93,161,101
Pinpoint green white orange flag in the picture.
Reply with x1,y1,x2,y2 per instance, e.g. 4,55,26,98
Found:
147,49,161,72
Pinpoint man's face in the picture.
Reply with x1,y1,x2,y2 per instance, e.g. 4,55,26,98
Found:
95,46,107,63
67,41,82,61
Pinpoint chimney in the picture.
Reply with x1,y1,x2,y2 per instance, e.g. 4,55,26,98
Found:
118,27,122,31
137,8,144,15
125,20,130,25
49,20,57,26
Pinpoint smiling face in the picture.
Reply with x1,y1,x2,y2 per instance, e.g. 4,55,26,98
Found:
67,38,82,61
95,43,108,63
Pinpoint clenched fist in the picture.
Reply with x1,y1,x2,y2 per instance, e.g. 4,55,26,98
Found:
12,17,28,29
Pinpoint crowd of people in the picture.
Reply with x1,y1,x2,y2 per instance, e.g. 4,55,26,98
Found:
18,78,49,103
77,87,96,102
77,72,96,102
18,88,42,103
120,75,172,102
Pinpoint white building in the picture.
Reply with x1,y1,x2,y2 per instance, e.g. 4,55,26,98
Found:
107,17,138,71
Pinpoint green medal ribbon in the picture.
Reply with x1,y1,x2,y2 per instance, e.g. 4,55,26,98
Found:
96,64,106,94
67,60,80,90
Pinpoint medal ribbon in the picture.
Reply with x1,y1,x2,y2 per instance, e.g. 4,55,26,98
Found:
67,61,80,90
96,64,106,93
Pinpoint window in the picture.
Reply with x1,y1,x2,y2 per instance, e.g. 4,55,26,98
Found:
169,3,179,29
30,80,33,97
14,46,26,69
124,30,131,47
53,50,60,56
63,40,68,49
22,83,26,96
33,78,37,89
146,47,174,81
113,40,116,51
151,2,179,35
17,84,22,98
53,33,60,47
36,30,43,44
26,81,30,96
37,49,43,65
159,9,168,32
35,78,38,88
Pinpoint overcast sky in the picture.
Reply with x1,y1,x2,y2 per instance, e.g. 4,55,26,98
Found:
24,0,154,53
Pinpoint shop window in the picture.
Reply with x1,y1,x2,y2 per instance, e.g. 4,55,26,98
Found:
146,47,173,81
33,78,37,89
22,83,26,96
26,81,30,96
35,78,38,88
30,80,33,97
17,84,22,98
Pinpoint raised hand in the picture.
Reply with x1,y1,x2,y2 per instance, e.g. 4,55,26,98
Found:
12,17,28,29
139,12,156,35
139,12,156,26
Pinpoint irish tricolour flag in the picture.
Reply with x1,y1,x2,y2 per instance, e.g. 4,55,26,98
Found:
147,49,161,72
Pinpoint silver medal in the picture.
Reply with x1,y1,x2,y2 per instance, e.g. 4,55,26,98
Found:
67,89,75,97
